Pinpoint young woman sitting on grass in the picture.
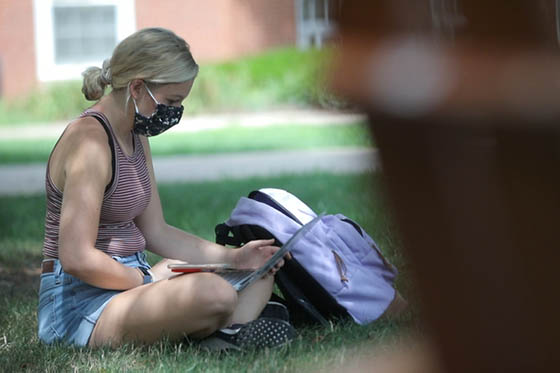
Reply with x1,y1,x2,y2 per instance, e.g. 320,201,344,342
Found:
38,27,293,350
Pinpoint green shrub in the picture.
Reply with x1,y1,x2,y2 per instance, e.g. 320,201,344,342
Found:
0,47,348,126
0,81,91,125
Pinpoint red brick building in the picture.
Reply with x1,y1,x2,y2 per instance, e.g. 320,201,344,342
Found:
0,0,336,100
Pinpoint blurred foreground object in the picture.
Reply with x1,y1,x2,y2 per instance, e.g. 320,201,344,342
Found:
331,1,560,372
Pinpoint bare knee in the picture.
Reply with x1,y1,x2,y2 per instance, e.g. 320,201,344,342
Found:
185,274,238,329
199,275,238,318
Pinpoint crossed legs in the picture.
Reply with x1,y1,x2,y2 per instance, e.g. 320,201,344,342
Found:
88,259,274,347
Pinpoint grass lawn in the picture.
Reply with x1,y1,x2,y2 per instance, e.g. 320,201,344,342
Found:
0,122,372,165
0,173,416,372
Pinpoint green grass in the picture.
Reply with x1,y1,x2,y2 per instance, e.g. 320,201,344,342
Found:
0,173,414,372
0,122,372,165
0,48,345,126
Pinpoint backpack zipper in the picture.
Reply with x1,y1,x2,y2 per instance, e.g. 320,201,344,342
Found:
371,244,398,274
332,250,349,283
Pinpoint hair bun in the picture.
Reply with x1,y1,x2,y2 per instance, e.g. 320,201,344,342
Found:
81,65,107,101
100,59,112,85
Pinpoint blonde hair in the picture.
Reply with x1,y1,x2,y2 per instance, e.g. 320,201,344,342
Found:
81,27,199,101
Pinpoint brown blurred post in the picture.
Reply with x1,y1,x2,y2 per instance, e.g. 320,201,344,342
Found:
331,1,560,372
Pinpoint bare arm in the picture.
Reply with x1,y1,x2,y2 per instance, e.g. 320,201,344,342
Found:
56,119,143,290
134,137,280,268
133,136,237,264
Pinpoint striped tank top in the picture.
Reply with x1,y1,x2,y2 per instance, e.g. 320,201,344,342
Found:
42,111,152,258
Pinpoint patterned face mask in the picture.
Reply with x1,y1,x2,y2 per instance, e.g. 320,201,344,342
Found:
132,84,184,137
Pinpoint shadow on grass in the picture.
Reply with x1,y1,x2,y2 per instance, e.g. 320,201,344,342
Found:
0,174,419,371
0,251,43,300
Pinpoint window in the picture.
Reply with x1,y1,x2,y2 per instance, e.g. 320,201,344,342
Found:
33,0,135,81
53,5,117,64
296,0,341,49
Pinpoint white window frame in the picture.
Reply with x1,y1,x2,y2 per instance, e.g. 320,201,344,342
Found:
295,0,336,49
33,0,136,82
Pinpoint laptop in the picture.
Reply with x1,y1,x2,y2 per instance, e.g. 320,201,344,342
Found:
168,215,321,291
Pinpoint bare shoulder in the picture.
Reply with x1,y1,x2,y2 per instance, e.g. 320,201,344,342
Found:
60,116,111,159
66,116,109,142
50,116,113,190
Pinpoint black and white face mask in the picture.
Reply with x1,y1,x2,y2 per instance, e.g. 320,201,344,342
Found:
133,84,184,137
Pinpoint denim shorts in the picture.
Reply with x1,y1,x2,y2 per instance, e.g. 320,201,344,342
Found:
37,251,151,347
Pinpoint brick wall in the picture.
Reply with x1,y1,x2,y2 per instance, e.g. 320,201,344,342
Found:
135,0,296,62
0,0,36,99
0,0,297,99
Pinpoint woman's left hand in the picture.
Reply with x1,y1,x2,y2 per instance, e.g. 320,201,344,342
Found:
148,258,187,281
233,239,286,277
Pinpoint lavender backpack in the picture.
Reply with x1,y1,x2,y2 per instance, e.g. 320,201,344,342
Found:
215,188,399,326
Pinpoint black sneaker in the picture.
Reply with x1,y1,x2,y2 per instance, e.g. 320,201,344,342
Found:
259,301,290,322
199,317,296,352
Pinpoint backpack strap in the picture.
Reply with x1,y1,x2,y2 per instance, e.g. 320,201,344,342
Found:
275,270,329,326
215,223,243,246
215,223,282,247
